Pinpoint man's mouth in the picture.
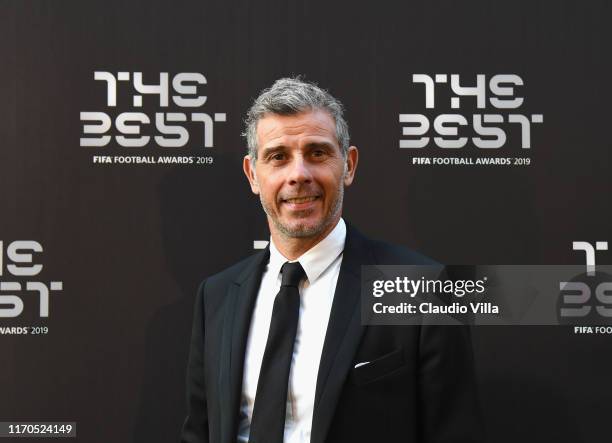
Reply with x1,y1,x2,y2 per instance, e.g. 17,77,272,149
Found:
282,196,319,204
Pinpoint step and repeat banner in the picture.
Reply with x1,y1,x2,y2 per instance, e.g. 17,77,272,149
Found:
2,0,612,442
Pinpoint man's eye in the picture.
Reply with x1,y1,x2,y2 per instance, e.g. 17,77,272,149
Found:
271,153,285,161
312,150,325,157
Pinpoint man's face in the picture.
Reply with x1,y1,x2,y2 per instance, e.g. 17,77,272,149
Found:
243,109,358,240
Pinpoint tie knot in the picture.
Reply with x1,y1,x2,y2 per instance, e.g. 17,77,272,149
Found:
280,261,306,288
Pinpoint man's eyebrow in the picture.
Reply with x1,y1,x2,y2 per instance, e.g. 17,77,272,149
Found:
260,145,288,157
305,141,334,150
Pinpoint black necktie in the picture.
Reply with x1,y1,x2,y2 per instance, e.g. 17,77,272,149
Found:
248,261,306,443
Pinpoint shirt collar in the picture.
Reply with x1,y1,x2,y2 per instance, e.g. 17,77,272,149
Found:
268,218,347,285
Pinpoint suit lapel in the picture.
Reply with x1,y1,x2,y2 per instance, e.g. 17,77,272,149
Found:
311,225,373,443
219,248,269,443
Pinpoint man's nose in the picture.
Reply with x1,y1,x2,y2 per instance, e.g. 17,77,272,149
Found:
287,156,313,185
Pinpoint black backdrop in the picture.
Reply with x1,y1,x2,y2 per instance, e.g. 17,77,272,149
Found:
2,1,612,442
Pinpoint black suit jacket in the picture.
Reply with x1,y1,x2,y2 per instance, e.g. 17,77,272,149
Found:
180,224,483,443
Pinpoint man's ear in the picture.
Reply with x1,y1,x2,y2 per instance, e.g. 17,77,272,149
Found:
343,146,359,186
243,154,260,195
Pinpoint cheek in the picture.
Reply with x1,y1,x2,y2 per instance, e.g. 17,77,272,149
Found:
319,172,343,195
259,179,281,202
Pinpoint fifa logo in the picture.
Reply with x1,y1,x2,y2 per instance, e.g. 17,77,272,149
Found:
80,72,226,148
0,241,63,318
559,241,611,319
399,74,543,149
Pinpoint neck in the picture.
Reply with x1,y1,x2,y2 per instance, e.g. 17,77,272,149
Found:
270,217,340,261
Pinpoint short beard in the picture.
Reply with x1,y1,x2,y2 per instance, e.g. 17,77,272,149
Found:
260,183,344,240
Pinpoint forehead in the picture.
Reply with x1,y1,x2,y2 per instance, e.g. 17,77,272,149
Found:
256,109,338,149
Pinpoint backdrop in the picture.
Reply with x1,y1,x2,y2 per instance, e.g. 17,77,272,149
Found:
2,1,611,442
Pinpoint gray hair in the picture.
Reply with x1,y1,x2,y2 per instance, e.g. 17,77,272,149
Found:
243,77,350,160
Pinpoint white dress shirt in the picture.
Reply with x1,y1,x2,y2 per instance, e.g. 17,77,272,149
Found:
237,218,347,443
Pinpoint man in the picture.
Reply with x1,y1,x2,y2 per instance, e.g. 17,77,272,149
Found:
180,78,482,443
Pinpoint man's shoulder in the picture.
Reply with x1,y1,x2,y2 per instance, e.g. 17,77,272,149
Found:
199,224,438,292
346,223,438,266
366,237,439,266
200,250,266,293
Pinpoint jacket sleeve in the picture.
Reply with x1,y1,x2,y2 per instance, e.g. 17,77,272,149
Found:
179,280,209,443
418,324,484,443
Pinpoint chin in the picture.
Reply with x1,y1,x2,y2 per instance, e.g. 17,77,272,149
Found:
277,219,327,239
